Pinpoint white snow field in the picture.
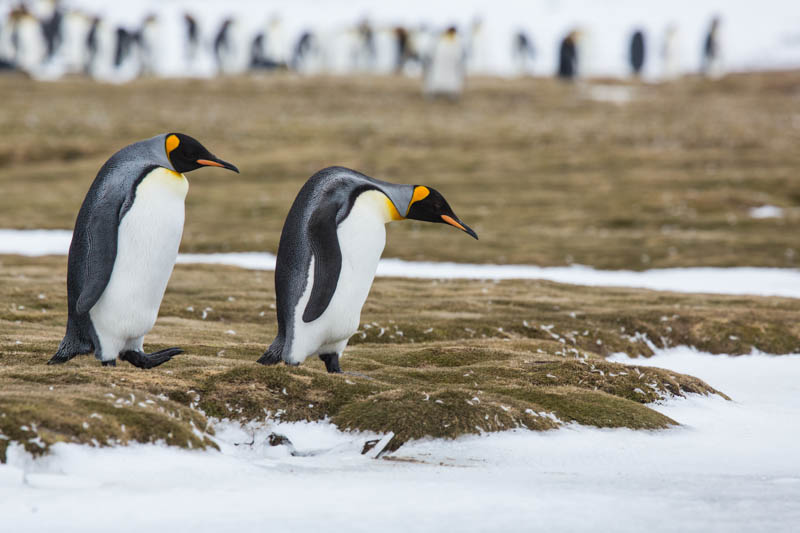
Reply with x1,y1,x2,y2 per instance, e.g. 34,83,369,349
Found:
2,228,799,298
1,347,799,532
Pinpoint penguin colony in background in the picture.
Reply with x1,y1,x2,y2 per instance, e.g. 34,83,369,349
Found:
0,2,725,83
50,141,475,371
50,134,238,368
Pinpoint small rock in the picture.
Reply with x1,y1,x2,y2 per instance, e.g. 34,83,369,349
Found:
267,433,292,447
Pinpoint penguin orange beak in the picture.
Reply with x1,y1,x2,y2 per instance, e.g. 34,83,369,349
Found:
197,158,239,173
441,214,478,240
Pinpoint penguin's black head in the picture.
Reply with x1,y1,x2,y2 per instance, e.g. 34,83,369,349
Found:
405,186,478,239
165,133,239,174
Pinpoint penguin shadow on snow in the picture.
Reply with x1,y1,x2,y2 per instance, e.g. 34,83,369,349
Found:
48,133,238,370
257,166,478,375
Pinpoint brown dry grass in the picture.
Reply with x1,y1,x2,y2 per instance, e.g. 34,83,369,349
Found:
0,72,798,267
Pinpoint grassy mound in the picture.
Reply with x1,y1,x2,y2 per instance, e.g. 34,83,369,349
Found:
3,256,797,460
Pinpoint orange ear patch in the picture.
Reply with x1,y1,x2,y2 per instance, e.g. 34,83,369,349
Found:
406,186,430,215
165,134,180,155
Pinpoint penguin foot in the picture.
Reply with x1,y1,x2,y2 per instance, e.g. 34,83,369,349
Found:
319,353,342,373
102,360,116,367
119,348,182,369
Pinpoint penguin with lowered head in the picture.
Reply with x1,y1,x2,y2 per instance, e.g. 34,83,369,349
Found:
49,134,238,368
258,166,477,373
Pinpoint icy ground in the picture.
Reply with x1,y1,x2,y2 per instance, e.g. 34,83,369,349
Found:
2,228,799,298
1,347,799,532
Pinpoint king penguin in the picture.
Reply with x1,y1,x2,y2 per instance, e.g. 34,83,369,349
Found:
49,134,238,369
424,26,465,99
258,166,477,373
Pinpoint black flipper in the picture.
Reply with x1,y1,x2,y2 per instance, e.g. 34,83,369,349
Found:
73,205,122,315
119,348,182,369
302,200,342,323
49,190,123,364
319,353,342,373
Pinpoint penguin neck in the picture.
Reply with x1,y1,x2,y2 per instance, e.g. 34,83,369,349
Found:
139,167,189,200
354,189,403,224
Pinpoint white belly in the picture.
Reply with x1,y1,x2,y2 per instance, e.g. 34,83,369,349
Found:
90,168,188,360
286,190,392,364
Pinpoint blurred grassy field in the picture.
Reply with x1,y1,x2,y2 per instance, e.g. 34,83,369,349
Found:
0,71,798,268
1,71,799,458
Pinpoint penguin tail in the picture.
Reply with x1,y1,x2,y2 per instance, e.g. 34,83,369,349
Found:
48,340,86,365
48,320,94,365
257,341,283,366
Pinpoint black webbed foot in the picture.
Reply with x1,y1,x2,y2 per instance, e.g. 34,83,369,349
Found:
119,347,182,369
319,353,342,373
102,360,116,367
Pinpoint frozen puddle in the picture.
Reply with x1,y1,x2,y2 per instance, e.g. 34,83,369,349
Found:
2,229,800,298
1,347,799,532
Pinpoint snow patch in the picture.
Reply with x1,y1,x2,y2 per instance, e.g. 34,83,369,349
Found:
3,229,799,298
1,347,800,531
749,205,785,219
0,229,73,256
586,84,635,104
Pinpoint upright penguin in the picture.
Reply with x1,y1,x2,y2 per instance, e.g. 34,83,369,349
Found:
258,167,477,373
49,134,238,369
424,26,465,99
557,30,579,80
701,16,722,78
512,30,536,77
629,29,645,77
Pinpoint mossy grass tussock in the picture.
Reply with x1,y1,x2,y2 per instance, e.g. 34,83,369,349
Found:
6,256,799,460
